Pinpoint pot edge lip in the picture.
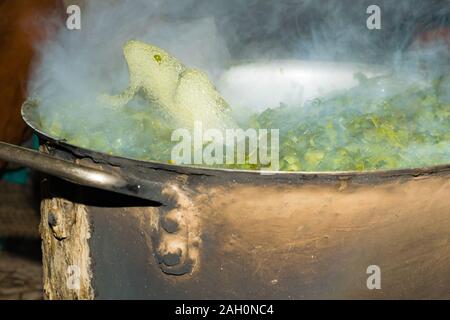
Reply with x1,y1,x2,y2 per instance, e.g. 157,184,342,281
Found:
23,101,450,180
35,131,450,180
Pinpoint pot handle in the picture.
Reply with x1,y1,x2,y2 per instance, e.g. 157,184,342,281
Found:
0,141,201,275
0,141,163,202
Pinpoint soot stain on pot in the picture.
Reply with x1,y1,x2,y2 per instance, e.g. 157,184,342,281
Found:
31,126,450,298
38,167,450,299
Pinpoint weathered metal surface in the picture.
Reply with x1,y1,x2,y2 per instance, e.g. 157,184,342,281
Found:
35,144,450,299
85,169,450,299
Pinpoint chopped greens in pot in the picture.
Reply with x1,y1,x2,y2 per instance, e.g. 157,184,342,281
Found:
38,73,450,172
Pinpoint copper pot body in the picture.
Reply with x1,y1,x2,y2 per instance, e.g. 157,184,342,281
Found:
80,165,449,299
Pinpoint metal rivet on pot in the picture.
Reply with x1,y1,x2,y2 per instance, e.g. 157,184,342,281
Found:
163,248,182,266
161,217,180,233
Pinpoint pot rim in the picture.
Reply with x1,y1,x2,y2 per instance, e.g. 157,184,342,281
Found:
22,101,450,180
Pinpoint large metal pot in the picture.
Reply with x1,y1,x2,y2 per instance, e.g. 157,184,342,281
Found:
0,62,449,299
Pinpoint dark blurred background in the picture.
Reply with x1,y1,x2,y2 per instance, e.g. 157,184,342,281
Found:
130,0,450,61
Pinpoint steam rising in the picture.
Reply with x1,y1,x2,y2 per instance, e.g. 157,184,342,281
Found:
29,0,450,169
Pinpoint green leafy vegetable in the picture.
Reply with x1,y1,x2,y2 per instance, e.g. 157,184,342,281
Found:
38,73,450,172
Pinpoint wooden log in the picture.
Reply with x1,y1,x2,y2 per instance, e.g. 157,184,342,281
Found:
40,176,94,300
